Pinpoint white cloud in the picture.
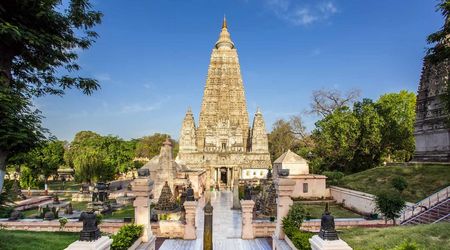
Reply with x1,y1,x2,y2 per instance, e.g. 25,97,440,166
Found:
94,73,111,82
263,0,339,26
119,102,162,114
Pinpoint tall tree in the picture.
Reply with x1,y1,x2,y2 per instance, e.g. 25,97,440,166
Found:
313,107,360,172
268,119,298,161
377,91,416,162
27,140,65,187
0,0,102,191
309,88,360,117
134,133,178,159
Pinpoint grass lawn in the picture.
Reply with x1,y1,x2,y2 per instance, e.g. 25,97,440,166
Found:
0,230,78,250
47,181,81,191
339,164,450,202
71,201,88,211
22,208,40,218
340,223,450,250
104,205,134,219
296,203,361,219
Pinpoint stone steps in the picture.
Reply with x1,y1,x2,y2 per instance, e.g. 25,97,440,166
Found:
402,198,450,225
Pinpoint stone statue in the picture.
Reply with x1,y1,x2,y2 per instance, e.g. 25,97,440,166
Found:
81,183,90,194
65,203,73,215
138,168,150,177
8,210,22,221
186,184,195,201
79,211,101,241
266,168,273,179
53,193,60,204
318,203,339,241
244,184,252,200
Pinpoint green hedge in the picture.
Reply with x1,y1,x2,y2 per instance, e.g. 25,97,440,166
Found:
111,224,143,250
282,203,314,250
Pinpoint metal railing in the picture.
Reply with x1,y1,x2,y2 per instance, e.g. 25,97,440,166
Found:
400,185,450,223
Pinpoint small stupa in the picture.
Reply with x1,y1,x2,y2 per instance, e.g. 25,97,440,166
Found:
155,181,178,211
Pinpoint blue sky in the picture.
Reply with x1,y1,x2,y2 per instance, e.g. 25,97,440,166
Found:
37,0,444,142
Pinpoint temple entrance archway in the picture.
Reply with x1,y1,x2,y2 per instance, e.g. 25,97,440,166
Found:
220,167,228,185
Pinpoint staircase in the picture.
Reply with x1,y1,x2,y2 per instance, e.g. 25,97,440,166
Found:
401,198,450,225
400,186,450,225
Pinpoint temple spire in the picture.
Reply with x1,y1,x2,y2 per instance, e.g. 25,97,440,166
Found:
215,16,234,49
222,15,227,29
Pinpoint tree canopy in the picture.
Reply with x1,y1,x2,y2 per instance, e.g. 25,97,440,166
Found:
0,0,102,191
311,91,416,173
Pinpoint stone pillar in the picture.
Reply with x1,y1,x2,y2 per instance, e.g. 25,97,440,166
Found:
203,199,213,250
183,201,198,240
274,178,296,240
240,199,255,240
232,181,241,209
131,177,156,246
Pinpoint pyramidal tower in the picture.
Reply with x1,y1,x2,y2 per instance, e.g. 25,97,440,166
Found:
178,18,271,188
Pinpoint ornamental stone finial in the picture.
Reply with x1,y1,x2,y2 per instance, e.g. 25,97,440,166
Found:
222,15,227,29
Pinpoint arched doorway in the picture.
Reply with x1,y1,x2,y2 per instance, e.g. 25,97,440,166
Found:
220,167,228,186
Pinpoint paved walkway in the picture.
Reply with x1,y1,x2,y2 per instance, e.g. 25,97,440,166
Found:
159,191,271,250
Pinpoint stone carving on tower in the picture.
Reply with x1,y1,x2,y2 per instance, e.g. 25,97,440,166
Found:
414,23,450,162
177,17,271,188
180,108,197,152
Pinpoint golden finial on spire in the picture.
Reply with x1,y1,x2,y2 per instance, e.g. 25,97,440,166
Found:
222,15,227,29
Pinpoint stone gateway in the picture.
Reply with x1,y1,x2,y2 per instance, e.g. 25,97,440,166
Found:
177,17,271,189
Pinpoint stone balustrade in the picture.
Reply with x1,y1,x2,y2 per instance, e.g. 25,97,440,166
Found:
252,221,276,237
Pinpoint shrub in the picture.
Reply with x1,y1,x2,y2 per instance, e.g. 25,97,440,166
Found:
391,176,408,193
283,203,306,229
322,171,345,186
96,214,103,225
111,224,144,250
391,240,419,250
282,203,312,249
59,217,68,230
375,190,405,225
291,230,314,250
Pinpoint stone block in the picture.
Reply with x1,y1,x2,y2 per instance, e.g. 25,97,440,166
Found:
65,236,112,250
309,235,352,250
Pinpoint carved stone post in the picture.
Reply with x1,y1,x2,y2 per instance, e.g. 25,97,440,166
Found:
131,174,156,246
232,181,241,209
240,199,255,240
274,178,295,240
203,199,213,250
183,201,198,240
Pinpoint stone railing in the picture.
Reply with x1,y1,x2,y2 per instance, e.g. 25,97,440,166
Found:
252,221,276,238
154,220,185,238
300,219,391,232
400,185,450,223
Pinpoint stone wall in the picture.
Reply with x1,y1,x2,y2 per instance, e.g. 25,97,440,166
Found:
300,219,392,232
0,220,126,234
329,186,377,215
0,220,185,238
